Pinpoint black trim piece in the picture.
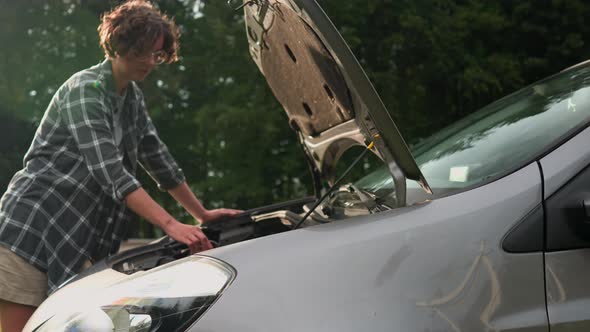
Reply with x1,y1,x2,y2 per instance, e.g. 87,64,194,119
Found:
538,161,548,253
502,204,544,253
538,160,551,332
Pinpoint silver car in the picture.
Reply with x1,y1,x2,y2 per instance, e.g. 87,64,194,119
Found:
24,0,590,331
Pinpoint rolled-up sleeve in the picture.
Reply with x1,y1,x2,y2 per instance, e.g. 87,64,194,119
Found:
61,83,142,202
137,102,186,191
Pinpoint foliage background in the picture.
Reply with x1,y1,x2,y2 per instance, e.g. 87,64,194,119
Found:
1,0,589,237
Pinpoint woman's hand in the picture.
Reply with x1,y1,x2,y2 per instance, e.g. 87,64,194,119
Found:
201,208,243,224
163,219,212,253
167,183,243,225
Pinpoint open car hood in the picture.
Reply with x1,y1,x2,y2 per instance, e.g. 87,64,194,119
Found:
243,0,431,205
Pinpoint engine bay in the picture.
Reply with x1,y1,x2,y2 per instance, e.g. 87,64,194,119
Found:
71,197,322,278
68,190,380,283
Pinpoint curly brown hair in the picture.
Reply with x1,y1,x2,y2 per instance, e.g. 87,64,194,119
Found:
98,0,180,63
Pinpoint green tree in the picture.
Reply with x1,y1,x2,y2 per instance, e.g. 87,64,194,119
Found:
3,0,590,238
322,0,590,142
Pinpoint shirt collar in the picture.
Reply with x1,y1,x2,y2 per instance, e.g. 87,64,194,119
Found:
99,58,141,101
95,58,119,98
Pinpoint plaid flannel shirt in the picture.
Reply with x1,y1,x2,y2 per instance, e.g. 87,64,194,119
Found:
0,59,185,293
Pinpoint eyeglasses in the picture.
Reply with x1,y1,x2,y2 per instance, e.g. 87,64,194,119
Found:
135,50,167,65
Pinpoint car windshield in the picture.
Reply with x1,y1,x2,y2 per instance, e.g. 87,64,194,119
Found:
354,62,590,200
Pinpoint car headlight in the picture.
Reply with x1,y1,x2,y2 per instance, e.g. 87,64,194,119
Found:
32,256,235,332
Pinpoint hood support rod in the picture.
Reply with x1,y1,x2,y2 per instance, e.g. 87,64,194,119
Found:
293,140,376,230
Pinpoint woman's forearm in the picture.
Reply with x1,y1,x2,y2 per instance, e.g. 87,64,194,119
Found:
124,187,176,230
167,181,208,222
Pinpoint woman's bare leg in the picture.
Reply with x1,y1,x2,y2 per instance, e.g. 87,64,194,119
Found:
0,300,36,332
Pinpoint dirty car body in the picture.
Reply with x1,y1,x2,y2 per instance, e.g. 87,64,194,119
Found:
24,0,590,331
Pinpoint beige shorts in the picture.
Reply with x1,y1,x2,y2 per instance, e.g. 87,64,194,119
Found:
0,246,93,307
0,245,48,307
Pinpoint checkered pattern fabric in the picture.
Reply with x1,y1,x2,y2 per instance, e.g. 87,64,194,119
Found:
0,59,185,294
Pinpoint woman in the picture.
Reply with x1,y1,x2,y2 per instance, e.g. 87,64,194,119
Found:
0,1,241,330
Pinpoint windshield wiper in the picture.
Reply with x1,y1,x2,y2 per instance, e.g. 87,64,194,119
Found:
293,138,378,230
